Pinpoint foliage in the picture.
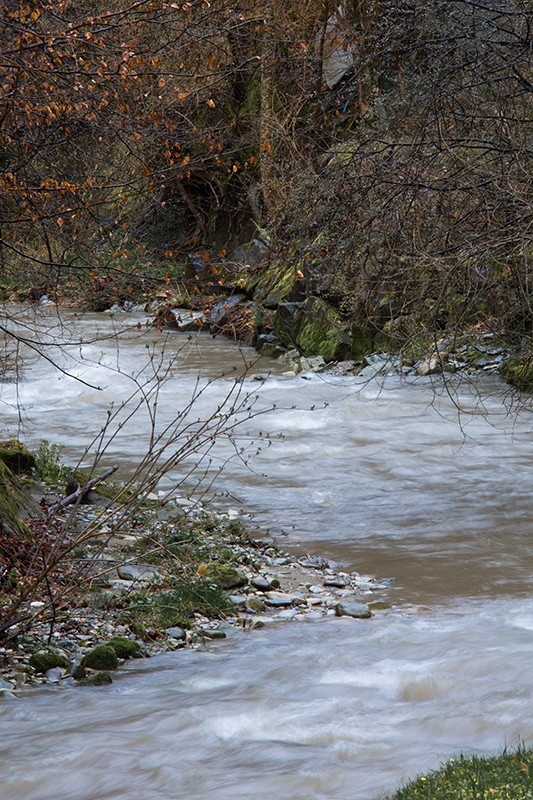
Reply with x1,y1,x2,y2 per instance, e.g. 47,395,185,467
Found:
385,748,533,800
33,439,69,486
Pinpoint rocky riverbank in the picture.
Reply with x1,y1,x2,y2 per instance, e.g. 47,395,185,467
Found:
0,485,392,697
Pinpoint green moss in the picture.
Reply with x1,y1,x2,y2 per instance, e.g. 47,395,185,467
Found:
29,651,70,674
0,461,34,539
0,440,36,475
296,297,351,362
78,672,113,686
107,636,142,659
385,748,533,800
205,564,247,590
500,355,533,393
80,645,119,671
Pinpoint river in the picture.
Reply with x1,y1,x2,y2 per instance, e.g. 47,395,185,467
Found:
1,308,532,800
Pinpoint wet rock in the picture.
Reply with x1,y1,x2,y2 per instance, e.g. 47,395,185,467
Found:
200,629,227,640
299,355,326,372
208,294,246,332
45,667,65,683
334,602,372,619
79,672,113,686
71,664,86,680
169,308,207,332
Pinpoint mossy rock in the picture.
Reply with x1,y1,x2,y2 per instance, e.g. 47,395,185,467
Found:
78,672,113,686
80,645,119,671
205,564,247,590
500,355,533,393
251,257,306,307
296,297,351,362
0,440,36,475
0,461,35,540
29,651,70,674
107,637,142,659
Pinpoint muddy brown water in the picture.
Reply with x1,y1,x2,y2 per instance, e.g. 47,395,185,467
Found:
1,308,532,800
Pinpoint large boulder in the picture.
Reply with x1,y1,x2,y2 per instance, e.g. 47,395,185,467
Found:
0,460,35,540
296,297,351,362
0,440,36,475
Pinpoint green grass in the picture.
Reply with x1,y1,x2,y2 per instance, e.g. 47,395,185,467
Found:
385,748,533,800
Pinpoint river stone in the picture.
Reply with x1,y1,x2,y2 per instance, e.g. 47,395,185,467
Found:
165,627,186,641
45,667,65,683
298,556,328,570
117,564,159,582
335,602,372,619
200,629,227,640
245,597,267,613
323,576,348,588
251,576,272,592
169,308,207,332
264,591,295,607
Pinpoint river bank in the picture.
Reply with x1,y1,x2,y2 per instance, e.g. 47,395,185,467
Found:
0,478,392,696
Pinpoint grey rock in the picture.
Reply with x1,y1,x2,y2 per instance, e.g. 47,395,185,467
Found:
200,629,227,640
117,564,159,582
323,576,348,588
251,576,272,592
208,295,246,331
298,556,328,570
165,627,186,641
300,355,326,372
335,602,372,619
264,591,295,607
169,308,207,332
45,667,65,683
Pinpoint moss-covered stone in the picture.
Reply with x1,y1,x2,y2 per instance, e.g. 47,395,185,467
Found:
78,672,113,686
205,564,247,590
80,645,119,671
0,440,36,474
29,651,70,674
107,636,142,659
500,355,533,393
251,256,306,307
0,461,35,539
296,297,351,362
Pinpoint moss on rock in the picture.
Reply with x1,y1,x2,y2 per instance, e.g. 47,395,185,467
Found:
0,440,36,475
80,645,119,671
29,651,70,674
78,672,113,686
205,564,247,590
107,637,142,659
500,355,533,393
296,297,351,362
0,461,35,540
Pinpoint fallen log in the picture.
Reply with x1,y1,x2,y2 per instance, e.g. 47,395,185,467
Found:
47,465,119,515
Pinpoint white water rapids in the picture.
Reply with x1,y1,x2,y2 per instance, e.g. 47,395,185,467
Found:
1,308,532,800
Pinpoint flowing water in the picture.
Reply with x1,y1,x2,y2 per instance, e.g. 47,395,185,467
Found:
1,308,532,800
